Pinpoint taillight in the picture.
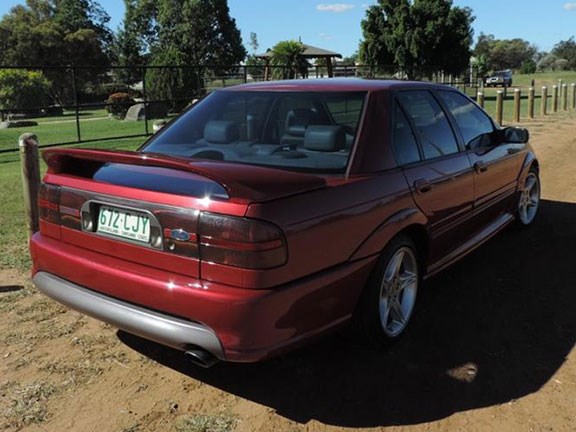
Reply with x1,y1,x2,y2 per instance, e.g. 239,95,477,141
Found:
198,213,287,269
38,183,61,224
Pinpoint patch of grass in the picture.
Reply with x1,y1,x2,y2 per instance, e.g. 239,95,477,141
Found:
2,381,58,428
0,113,151,151
0,288,29,312
175,413,238,432
0,136,142,270
122,423,142,432
40,359,103,387
16,296,67,323
71,334,116,352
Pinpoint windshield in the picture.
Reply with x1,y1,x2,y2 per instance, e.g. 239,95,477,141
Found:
142,90,366,173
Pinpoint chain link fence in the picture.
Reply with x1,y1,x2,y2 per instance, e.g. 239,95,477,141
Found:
0,64,480,155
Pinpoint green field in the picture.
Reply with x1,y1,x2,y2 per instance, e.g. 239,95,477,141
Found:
0,113,152,152
0,137,143,270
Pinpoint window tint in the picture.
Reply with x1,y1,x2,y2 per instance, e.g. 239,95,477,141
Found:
397,90,459,159
393,103,420,166
438,90,494,148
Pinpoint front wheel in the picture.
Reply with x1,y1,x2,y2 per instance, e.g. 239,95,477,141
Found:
517,168,540,226
356,235,420,345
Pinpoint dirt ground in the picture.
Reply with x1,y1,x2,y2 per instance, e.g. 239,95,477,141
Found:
1,112,575,432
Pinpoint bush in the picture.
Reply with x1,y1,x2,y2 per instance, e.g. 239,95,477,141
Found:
105,92,135,119
0,69,51,111
520,59,537,74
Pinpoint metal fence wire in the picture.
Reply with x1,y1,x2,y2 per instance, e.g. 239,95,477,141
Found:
0,64,480,154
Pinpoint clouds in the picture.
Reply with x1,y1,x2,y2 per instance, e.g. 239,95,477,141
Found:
564,2,576,10
316,3,355,13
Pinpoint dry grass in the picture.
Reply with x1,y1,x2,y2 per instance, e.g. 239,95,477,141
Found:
39,359,104,387
175,413,238,432
1,381,58,428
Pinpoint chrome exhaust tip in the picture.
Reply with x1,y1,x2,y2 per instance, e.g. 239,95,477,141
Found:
184,347,219,368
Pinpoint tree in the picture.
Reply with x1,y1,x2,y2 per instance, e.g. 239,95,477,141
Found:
121,0,246,100
358,4,396,76
249,32,259,54
0,0,113,104
341,52,358,66
552,37,576,70
0,69,51,113
359,0,474,79
269,40,309,79
473,33,538,71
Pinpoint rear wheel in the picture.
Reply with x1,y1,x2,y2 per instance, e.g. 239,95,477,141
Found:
357,235,420,345
517,168,540,226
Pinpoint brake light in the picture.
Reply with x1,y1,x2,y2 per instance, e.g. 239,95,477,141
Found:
38,183,61,224
198,213,287,269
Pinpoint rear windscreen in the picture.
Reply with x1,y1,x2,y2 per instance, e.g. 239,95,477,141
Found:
142,90,366,173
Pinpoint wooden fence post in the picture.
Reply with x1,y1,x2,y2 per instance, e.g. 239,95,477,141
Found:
19,133,41,239
552,85,558,112
513,88,521,122
562,84,568,111
541,86,548,116
572,83,576,110
476,91,484,108
528,87,535,119
496,90,504,125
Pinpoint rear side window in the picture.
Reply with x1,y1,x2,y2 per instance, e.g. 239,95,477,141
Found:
397,90,459,159
393,103,420,166
437,90,494,149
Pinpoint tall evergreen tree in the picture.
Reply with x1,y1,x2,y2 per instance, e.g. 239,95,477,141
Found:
119,0,246,100
359,0,474,79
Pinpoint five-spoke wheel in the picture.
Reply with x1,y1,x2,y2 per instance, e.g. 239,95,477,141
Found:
357,235,420,345
518,168,540,226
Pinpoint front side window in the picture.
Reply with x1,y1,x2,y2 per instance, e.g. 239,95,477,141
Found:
396,90,459,160
142,91,366,173
438,90,494,149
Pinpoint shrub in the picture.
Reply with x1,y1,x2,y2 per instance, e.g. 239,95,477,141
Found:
0,69,51,112
105,92,135,119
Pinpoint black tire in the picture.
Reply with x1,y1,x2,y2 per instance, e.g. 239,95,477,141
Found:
355,234,420,347
516,167,540,227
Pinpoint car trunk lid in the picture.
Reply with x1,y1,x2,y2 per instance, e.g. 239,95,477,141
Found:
39,148,321,281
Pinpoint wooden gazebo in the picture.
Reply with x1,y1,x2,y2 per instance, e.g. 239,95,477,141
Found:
256,43,342,80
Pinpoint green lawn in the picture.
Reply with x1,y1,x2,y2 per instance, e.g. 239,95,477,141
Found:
0,116,151,152
0,136,143,270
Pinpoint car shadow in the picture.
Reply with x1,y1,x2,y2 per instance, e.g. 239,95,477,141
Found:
119,199,576,427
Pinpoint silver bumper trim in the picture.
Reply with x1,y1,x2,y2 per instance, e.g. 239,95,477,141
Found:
33,271,225,360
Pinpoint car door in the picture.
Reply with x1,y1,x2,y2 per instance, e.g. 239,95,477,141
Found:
394,90,475,266
436,90,526,226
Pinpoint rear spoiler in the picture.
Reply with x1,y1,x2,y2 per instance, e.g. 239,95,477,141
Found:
42,148,327,202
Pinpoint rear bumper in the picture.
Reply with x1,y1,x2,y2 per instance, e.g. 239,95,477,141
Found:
33,271,225,359
31,232,375,362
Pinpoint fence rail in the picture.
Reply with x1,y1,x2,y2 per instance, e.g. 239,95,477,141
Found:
0,63,569,156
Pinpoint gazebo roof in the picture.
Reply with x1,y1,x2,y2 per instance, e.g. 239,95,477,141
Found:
257,43,342,59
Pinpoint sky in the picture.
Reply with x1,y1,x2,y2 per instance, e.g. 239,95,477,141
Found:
1,0,575,57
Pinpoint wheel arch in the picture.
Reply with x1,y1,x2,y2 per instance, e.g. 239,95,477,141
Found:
519,151,539,181
350,207,429,268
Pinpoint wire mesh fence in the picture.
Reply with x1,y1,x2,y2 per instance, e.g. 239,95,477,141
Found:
0,64,481,155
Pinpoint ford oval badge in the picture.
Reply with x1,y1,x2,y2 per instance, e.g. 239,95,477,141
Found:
170,229,191,242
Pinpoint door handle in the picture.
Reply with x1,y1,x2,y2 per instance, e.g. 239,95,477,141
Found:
414,179,432,194
474,161,488,173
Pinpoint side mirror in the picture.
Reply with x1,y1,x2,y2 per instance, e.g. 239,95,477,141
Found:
502,127,529,144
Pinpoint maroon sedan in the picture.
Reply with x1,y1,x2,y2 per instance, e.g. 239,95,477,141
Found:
30,79,540,367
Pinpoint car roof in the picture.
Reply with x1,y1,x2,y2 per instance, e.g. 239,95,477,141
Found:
222,78,456,93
